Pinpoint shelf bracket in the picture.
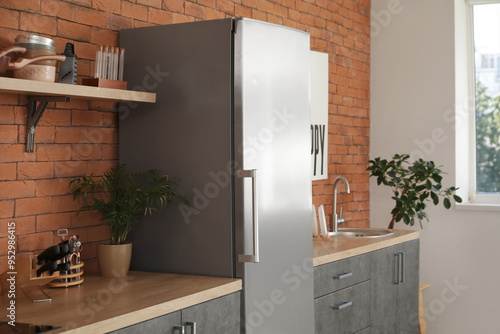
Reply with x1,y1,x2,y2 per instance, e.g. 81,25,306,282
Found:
26,95,70,152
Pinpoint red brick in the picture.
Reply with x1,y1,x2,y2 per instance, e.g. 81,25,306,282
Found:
0,180,36,200
171,13,195,24
216,0,235,14
20,12,57,36
53,160,86,178
92,0,120,13
0,106,15,124
55,127,86,143
51,195,83,213
106,14,134,31
35,178,71,196
0,7,20,29
102,111,118,126
86,160,117,176
40,0,75,21
162,0,184,13
36,143,72,161
185,2,206,19
86,224,110,242
72,110,103,126
54,99,89,110
205,7,225,20
62,0,91,7
91,27,119,46
17,162,53,180
0,93,19,106
0,125,18,143
17,231,53,252
137,0,162,8
72,144,103,160
37,108,71,126
135,20,156,28
148,8,173,25
102,144,118,160
198,0,215,7
121,2,149,21
57,19,91,42
71,210,101,228
235,4,252,17
15,197,51,217
0,163,17,181
36,212,71,232
100,128,118,144
0,200,14,219
18,126,55,144
1,0,41,13
0,216,35,237
73,7,107,29
0,144,36,163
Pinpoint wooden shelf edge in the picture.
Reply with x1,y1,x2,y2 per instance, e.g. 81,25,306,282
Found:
0,77,156,103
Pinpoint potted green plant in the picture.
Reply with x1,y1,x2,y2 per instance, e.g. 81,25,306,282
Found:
367,154,462,229
71,163,188,277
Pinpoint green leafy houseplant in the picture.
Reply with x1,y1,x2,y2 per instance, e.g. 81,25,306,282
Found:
71,164,188,245
367,154,462,229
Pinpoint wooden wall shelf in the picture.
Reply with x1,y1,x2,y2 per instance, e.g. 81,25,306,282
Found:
0,77,156,151
0,77,156,103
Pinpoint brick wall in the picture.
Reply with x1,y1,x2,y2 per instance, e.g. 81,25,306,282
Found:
0,0,370,275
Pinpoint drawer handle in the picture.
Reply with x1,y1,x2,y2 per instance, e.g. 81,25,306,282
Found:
332,301,353,310
186,321,197,334
333,272,353,280
174,325,185,334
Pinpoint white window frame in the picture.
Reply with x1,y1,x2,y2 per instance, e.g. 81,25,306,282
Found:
463,0,500,207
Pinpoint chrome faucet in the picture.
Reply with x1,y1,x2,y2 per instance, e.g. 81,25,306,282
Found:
331,176,350,233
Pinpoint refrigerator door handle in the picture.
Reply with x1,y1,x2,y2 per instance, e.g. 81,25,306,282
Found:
237,169,260,263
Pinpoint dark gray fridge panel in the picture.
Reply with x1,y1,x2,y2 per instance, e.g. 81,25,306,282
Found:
119,19,235,277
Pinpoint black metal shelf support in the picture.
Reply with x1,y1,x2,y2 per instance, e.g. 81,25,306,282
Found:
26,95,70,152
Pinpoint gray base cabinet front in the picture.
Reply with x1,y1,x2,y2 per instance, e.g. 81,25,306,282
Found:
370,239,419,334
315,281,370,334
314,239,419,334
110,292,240,334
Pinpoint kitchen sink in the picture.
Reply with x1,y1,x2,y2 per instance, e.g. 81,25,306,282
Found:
329,228,394,238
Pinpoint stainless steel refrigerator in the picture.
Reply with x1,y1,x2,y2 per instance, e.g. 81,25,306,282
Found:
120,18,314,333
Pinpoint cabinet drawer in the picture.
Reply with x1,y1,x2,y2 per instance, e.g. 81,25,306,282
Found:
314,281,370,334
314,253,370,298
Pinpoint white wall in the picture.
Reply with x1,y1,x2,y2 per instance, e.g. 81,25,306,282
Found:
370,0,500,333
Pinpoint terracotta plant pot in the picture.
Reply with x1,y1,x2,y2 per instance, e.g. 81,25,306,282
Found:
97,243,132,278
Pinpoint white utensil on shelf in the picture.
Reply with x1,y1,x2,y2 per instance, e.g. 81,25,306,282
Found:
318,205,328,237
312,204,319,237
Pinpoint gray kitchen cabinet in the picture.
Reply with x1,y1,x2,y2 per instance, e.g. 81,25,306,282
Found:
314,239,419,334
110,292,240,334
315,281,370,334
314,254,371,334
370,239,419,334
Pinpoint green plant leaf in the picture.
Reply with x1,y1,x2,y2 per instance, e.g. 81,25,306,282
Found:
453,195,463,203
443,197,451,209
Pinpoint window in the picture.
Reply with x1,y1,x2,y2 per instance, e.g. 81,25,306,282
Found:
468,0,500,204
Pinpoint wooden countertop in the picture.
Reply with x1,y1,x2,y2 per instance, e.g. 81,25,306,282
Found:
313,229,420,266
0,272,242,333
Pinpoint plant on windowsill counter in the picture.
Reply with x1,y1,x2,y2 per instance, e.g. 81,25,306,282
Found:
71,163,188,277
367,154,462,229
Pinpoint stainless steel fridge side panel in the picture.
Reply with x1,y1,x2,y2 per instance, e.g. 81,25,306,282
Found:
233,18,314,334
119,19,235,277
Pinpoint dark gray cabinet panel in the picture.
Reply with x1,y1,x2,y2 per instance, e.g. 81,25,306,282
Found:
110,292,240,334
108,311,181,334
395,240,419,334
354,328,370,334
314,253,371,298
370,240,419,334
315,281,370,334
182,292,240,333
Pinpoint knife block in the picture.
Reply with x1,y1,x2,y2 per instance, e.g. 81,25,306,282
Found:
0,256,60,295
48,260,84,288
